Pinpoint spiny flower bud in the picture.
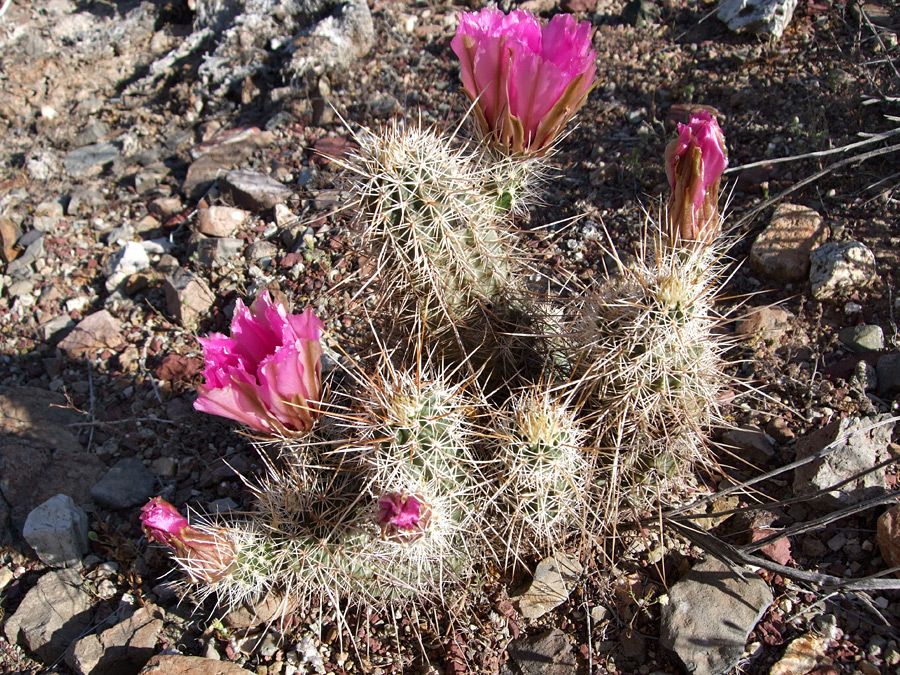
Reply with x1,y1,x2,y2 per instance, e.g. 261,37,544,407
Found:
376,491,432,544
664,112,728,247
140,497,236,583
451,8,596,156
194,291,324,436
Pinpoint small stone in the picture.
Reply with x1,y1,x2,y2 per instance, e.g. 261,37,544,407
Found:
245,240,278,263
718,0,799,40
274,203,298,228
225,593,299,630
64,142,120,178
66,604,164,675
809,241,878,300
877,505,900,577
23,494,89,568
104,241,151,292
149,457,178,478
660,558,773,675
769,633,830,675
367,93,400,118
74,120,110,147
0,566,13,591
148,197,183,219
502,628,576,675
6,235,44,277
750,527,792,566
90,458,156,509
749,204,828,282
0,217,22,262
67,188,107,216
735,306,793,345
221,169,292,211
793,415,894,510
195,237,244,268
3,568,93,662
57,310,124,358
838,325,884,352
512,553,582,620
164,268,215,328
196,206,248,237
138,654,255,674
721,426,777,465
33,201,64,232
766,417,796,444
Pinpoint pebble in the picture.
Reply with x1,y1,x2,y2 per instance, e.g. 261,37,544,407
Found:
32,201,64,232
196,205,248,237
57,310,125,357
769,632,830,675
721,426,776,465
735,306,793,345
718,0,798,40
749,203,828,282
512,553,582,620
163,267,216,328
809,241,878,300
66,604,164,675
367,92,400,118
221,169,292,211
875,353,900,396
104,241,151,292
502,628,577,675
63,142,120,178
838,325,884,352
245,240,278,264
90,457,157,509
195,237,244,267
6,235,45,277
22,494,89,568
876,504,900,577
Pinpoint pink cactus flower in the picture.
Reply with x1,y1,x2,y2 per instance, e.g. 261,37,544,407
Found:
664,111,728,246
451,8,596,155
376,491,432,543
194,291,324,436
140,497,236,583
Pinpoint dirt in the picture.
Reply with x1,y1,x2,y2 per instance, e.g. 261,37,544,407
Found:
1,0,899,673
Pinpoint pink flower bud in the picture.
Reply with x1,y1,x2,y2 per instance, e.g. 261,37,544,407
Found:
376,491,432,544
451,8,596,155
140,497,236,584
664,112,728,246
194,291,324,436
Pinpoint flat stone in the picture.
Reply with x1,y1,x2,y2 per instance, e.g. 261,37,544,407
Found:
33,200,64,232
839,324,885,352
74,120,110,147
64,142,120,178
224,593,299,630
876,504,900,578
245,240,277,263
809,241,878,300
104,241,151,292
0,216,22,262
501,628,576,675
23,494,89,568
793,414,894,511
196,206,248,237
735,306,793,345
660,558,773,675
67,603,164,675
194,236,244,267
512,553,582,620
0,387,104,527
4,568,93,663
68,188,108,216
718,0,798,40
769,633,831,675
6,235,45,277
876,353,900,396
163,268,215,328
221,169,292,211
749,204,828,282
90,458,157,509
749,527,792,566
58,310,124,357
721,426,777,466
138,654,255,674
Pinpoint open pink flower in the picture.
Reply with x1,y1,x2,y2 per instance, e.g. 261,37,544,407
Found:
376,491,432,544
664,112,728,246
451,8,596,155
194,291,324,436
140,497,236,583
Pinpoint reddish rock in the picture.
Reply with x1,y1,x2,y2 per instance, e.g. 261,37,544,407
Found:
561,0,598,12
154,353,203,382
0,216,22,262
750,527,792,566
312,135,357,167
196,206,247,237
876,504,900,577
735,306,793,345
57,310,124,358
749,203,829,283
138,655,254,674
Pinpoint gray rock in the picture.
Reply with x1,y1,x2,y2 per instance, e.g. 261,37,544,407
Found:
64,142,120,178
749,203,828,283
91,458,157,509
23,494,89,568
876,353,900,396
839,325,885,352
74,120,110,148
3,568,93,663
809,241,878,300
6,235,45,278
367,93,400,118
68,188,107,216
502,628,576,675
104,241,151,292
197,206,248,237
290,0,375,79
164,268,216,328
66,604,164,675
717,0,798,40
58,310,125,358
245,240,277,263
793,415,894,511
660,558,773,675
221,169,292,211
195,236,244,268
512,553,582,620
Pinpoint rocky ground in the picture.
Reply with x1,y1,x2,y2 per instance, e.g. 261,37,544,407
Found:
1,0,900,673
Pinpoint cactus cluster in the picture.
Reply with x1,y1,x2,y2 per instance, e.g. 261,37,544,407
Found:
142,5,738,659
